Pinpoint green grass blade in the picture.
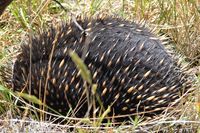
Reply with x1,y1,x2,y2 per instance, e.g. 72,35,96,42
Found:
69,50,92,85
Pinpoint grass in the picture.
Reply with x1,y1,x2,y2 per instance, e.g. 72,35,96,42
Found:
0,0,200,132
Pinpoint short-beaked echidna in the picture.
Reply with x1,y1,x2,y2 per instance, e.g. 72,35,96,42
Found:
1,16,191,121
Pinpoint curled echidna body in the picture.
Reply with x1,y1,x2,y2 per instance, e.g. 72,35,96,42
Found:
1,16,191,122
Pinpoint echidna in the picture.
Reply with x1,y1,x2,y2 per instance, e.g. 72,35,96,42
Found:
1,15,191,122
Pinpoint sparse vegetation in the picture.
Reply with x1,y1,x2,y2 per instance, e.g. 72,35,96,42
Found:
0,0,200,132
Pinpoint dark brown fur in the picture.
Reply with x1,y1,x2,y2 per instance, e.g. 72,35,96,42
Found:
0,0,13,15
